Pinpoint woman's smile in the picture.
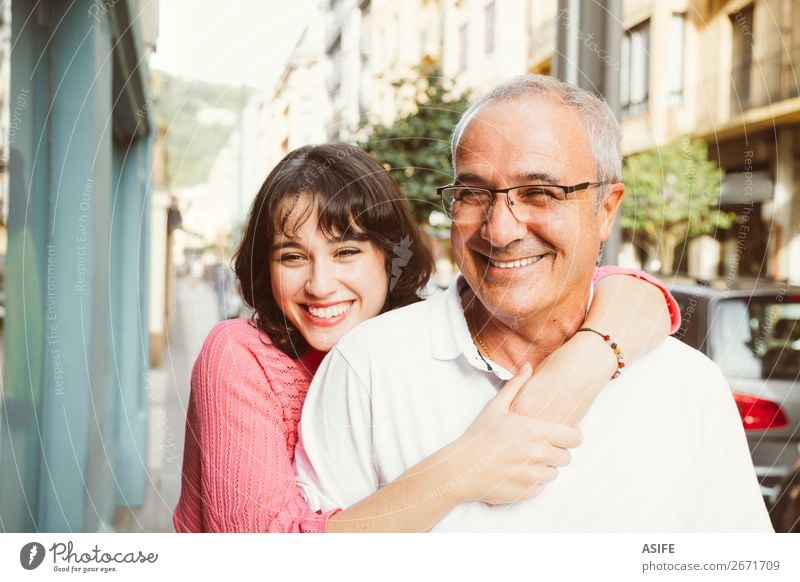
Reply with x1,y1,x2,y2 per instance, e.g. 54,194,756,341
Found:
300,300,356,327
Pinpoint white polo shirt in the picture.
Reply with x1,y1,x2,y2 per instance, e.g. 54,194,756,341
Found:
295,277,773,532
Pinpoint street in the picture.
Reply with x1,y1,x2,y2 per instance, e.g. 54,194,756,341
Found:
114,275,221,532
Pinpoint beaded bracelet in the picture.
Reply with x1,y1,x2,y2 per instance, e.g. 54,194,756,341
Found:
576,327,625,380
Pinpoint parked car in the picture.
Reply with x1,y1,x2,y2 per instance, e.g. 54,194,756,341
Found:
668,277,800,531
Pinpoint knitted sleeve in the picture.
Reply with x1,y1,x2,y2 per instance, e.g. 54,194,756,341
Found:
177,321,334,532
592,266,681,334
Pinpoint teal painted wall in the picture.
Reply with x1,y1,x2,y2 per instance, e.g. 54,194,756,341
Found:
0,0,153,532
111,137,151,509
0,0,51,532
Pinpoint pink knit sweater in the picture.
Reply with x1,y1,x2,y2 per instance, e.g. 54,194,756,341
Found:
173,319,334,532
173,267,680,533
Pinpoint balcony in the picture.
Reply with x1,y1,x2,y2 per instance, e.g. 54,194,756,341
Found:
697,42,800,137
730,44,800,114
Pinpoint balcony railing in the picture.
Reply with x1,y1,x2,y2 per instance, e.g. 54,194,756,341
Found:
697,42,800,128
730,43,800,114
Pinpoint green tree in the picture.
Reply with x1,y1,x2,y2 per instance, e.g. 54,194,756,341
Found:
621,137,734,273
359,67,471,224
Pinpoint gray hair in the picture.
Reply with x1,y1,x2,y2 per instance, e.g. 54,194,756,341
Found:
450,75,623,188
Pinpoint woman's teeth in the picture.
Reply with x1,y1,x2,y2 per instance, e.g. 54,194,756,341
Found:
489,255,543,269
307,302,352,319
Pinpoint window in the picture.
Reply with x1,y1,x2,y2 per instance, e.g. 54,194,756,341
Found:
668,14,685,106
459,23,468,72
620,19,650,116
730,5,754,112
484,2,496,54
711,298,800,381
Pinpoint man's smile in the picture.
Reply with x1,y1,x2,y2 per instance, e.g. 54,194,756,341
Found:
486,254,550,269
470,247,555,271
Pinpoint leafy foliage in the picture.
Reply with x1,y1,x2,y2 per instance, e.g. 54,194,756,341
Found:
151,71,255,188
359,67,471,223
621,138,734,272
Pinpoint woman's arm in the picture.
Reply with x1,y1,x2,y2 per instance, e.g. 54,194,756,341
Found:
175,322,333,533
512,268,675,424
325,364,582,532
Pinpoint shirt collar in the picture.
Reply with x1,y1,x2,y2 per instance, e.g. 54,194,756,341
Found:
430,275,513,379
430,274,595,381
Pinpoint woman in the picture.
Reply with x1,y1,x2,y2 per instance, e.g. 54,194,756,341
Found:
174,143,678,532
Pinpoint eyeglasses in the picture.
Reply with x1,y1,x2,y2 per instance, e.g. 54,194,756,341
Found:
436,181,611,224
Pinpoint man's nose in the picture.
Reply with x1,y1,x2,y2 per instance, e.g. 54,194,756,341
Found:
305,260,338,297
480,193,527,248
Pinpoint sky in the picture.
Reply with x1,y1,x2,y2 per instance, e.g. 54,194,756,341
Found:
150,0,316,89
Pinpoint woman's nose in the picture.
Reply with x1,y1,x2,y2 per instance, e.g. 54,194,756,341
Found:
305,260,338,298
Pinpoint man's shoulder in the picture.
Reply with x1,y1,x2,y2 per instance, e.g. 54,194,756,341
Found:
338,294,443,351
650,336,711,363
631,337,728,395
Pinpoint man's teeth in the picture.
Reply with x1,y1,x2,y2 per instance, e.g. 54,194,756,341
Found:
308,302,352,318
489,255,543,269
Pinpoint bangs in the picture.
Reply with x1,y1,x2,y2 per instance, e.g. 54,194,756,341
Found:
314,188,376,242
273,190,372,243
267,143,406,246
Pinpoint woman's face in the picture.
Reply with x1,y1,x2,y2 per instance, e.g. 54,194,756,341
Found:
270,198,389,352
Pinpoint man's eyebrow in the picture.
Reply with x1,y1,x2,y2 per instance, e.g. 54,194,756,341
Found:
517,171,561,184
453,171,562,185
453,172,486,185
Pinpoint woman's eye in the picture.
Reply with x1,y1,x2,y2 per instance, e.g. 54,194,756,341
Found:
335,248,361,258
279,253,305,263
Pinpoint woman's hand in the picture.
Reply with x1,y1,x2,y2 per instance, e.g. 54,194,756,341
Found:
442,363,583,506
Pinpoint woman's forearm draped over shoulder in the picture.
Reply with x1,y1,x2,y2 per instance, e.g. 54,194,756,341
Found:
512,266,677,424
591,265,679,349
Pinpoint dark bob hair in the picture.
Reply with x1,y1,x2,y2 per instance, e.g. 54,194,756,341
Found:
234,143,434,358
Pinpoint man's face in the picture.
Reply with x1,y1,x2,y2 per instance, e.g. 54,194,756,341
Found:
451,95,623,326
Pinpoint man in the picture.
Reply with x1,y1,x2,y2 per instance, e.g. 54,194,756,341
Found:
295,75,772,531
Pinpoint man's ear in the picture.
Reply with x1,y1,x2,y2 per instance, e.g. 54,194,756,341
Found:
598,183,624,241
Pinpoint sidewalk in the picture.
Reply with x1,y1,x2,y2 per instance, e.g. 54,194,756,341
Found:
114,275,221,532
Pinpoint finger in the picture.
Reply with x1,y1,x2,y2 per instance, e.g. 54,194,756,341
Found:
539,445,571,468
518,465,558,491
535,421,583,449
540,466,559,484
521,483,547,500
493,362,533,410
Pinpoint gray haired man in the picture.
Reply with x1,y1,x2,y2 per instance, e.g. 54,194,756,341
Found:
296,75,772,531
